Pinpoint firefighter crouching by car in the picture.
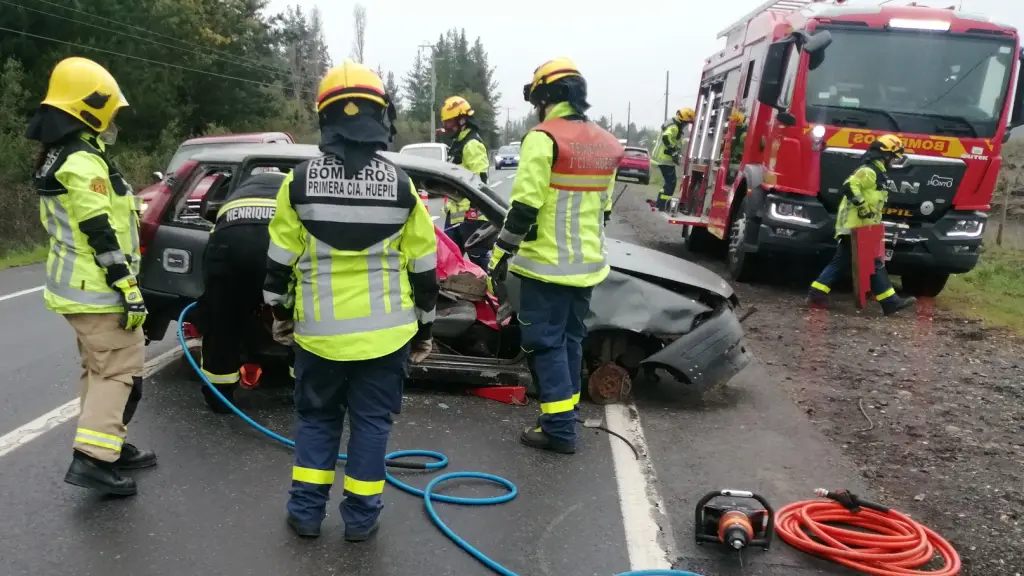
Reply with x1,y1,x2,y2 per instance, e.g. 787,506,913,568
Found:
440,95,490,259
25,56,156,496
263,60,438,541
651,107,694,211
807,134,917,316
197,171,286,414
488,57,623,454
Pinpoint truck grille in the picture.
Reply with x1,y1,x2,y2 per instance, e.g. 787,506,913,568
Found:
818,148,965,223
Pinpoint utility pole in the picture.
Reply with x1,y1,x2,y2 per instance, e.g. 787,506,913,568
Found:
418,43,437,142
505,107,511,144
663,70,670,122
626,101,631,144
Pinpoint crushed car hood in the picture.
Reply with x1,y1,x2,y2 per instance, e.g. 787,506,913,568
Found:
604,239,734,300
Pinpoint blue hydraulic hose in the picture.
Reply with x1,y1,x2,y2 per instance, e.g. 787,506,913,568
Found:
176,302,701,576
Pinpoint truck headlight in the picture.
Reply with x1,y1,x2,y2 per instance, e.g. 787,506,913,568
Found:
810,125,826,152
770,201,811,224
946,219,984,238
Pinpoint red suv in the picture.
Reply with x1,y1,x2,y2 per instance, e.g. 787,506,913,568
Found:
137,132,293,220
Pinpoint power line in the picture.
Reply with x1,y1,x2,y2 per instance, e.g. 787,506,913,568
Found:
22,0,293,75
0,25,315,96
5,0,292,79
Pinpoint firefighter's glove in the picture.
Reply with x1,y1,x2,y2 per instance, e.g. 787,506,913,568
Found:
272,318,295,346
271,304,293,322
410,338,432,363
113,276,148,330
857,205,876,220
486,246,510,294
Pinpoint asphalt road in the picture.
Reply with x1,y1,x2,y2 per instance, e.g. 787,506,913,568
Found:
0,167,864,576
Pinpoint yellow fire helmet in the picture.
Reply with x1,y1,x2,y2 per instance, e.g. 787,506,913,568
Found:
730,108,746,125
523,57,583,104
674,108,695,123
873,133,906,158
440,96,474,122
41,57,128,133
316,59,389,113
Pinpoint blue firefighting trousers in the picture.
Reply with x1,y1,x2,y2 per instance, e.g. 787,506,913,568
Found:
287,343,410,531
517,275,593,445
810,235,898,307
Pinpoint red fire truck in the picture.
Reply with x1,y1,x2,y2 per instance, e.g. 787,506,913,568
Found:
668,0,1023,297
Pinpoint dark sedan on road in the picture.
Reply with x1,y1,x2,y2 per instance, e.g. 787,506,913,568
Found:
137,144,752,400
493,146,520,170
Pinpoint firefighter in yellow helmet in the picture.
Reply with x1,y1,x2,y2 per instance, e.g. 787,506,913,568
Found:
439,95,490,264
651,107,694,211
24,57,155,496
264,60,438,540
808,134,916,316
487,58,624,454
728,108,747,165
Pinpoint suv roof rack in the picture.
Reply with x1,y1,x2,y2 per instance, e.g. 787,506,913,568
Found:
717,0,823,39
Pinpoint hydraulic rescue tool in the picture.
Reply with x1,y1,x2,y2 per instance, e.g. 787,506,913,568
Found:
694,489,775,567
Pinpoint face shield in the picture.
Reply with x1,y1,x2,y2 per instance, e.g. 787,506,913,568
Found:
99,121,119,146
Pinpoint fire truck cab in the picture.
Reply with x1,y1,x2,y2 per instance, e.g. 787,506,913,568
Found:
671,0,1024,297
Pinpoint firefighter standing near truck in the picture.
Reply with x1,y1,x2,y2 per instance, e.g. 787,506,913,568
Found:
440,95,490,256
264,60,438,541
807,134,917,316
25,57,156,496
651,107,694,211
197,171,286,414
487,58,623,454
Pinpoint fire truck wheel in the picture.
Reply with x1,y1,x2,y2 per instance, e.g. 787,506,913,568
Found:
900,272,949,298
727,198,759,282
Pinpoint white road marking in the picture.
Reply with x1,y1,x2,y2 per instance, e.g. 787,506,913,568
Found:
0,344,187,458
0,285,44,303
605,402,675,571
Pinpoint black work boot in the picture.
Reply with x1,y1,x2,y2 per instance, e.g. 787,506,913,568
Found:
344,518,381,542
286,514,322,538
115,443,157,470
201,384,237,415
64,450,138,496
520,427,575,454
806,288,830,309
882,296,917,317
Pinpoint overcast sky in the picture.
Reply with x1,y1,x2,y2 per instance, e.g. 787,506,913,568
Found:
268,0,1023,129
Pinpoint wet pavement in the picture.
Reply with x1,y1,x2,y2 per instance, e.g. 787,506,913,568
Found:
0,172,865,576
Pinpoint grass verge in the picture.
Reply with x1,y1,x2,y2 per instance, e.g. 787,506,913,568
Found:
0,244,47,271
939,246,1024,332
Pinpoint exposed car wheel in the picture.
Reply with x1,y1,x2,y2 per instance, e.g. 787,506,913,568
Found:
727,197,759,282
900,272,950,298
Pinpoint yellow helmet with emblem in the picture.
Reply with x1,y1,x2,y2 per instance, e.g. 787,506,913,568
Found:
674,108,695,123
440,96,474,122
873,133,905,158
41,57,127,133
316,59,388,113
730,108,746,124
523,57,584,105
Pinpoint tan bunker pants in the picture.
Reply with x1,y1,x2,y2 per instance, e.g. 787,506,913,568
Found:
65,313,145,462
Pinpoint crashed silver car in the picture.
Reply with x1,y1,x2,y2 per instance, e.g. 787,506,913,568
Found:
137,144,752,400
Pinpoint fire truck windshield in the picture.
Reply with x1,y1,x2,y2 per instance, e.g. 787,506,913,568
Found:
804,27,1016,139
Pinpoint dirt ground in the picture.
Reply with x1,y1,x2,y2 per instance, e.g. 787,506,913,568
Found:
615,184,1024,576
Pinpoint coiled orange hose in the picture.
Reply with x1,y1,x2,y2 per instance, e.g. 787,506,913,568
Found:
776,499,961,576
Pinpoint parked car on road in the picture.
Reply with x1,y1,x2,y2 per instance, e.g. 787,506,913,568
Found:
399,142,450,162
617,146,651,185
137,144,751,400
494,145,520,170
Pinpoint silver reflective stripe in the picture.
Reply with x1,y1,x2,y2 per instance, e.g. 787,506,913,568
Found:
554,190,587,267
569,191,583,265
511,256,607,278
296,203,409,225
264,289,288,307
549,173,613,191
297,233,317,324
371,240,402,316
555,191,570,266
409,252,436,274
313,236,334,324
268,241,299,266
416,307,436,324
46,278,122,306
296,307,416,337
51,200,78,288
498,228,525,247
599,188,609,255
96,250,126,267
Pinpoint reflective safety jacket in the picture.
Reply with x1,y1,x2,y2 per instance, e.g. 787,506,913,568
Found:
494,102,624,288
35,132,141,314
836,159,889,237
652,122,686,165
213,172,282,232
264,153,439,362
730,125,747,164
444,129,489,224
